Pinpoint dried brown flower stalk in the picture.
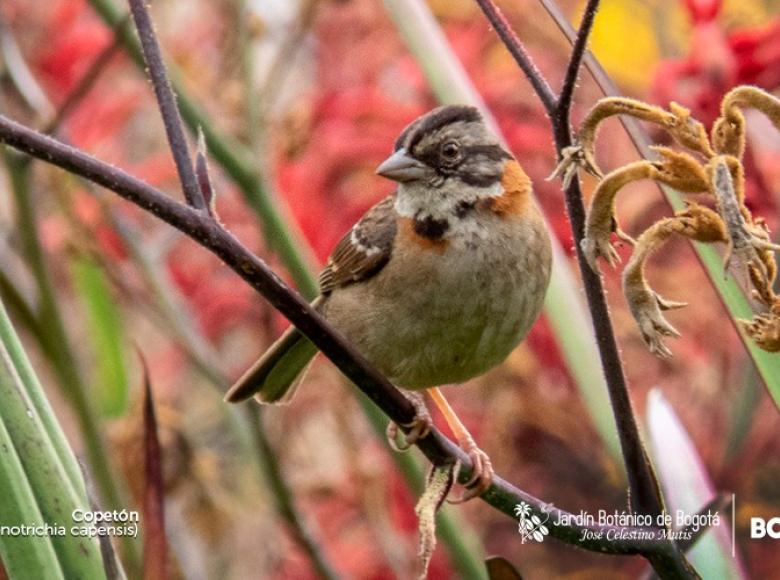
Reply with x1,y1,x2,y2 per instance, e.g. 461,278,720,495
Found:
556,86,780,356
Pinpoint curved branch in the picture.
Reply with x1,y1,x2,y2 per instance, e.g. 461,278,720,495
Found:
0,113,675,557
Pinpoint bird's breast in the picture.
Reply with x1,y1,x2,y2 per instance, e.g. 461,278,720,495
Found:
324,206,552,389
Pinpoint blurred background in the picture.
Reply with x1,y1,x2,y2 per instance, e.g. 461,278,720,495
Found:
0,0,779,577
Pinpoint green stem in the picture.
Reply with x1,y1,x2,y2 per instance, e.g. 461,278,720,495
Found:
5,153,140,572
247,407,341,580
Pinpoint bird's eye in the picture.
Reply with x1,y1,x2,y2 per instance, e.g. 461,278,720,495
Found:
440,141,460,161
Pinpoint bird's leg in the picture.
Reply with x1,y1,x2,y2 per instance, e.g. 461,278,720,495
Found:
386,390,432,452
428,387,493,503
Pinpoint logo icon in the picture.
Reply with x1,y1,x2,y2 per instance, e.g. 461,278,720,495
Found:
514,501,550,543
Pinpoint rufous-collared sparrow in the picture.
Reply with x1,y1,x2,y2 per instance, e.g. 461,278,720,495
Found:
225,105,552,500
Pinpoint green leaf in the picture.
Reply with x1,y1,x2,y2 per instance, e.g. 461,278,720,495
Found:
71,257,129,417
0,298,106,579
0,409,65,579
0,290,85,501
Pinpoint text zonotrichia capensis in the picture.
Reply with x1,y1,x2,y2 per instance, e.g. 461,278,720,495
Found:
225,105,552,501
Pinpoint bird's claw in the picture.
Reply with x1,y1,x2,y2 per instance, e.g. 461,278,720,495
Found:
448,438,494,504
386,395,432,452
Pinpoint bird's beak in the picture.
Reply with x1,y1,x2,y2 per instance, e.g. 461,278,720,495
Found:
376,148,427,183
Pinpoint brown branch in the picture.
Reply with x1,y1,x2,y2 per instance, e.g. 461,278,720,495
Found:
0,112,682,558
473,1,698,576
555,0,599,121
546,0,666,520
127,0,204,209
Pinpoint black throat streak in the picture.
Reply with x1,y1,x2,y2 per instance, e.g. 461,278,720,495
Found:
413,215,450,240
454,199,477,218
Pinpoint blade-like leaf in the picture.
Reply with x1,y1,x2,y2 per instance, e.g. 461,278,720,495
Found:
71,256,129,417
0,299,106,578
0,291,84,500
646,390,747,579
0,406,64,579
140,355,167,580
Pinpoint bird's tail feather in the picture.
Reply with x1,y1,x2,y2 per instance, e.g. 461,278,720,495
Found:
224,325,318,404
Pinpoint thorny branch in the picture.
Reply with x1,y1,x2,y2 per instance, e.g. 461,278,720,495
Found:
475,1,698,576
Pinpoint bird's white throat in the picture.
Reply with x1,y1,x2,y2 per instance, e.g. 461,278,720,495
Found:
394,179,503,222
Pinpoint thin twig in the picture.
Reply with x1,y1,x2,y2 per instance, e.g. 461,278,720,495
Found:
126,0,204,209
473,1,697,575
555,0,599,120
547,0,667,520
0,113,682,557
473,0,557,112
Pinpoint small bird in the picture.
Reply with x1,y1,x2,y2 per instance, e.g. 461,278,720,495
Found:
226,105,552,500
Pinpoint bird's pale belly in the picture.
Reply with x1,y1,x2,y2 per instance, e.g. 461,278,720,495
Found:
323,216,551,389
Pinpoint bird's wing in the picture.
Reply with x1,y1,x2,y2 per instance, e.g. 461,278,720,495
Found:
318,195,397,295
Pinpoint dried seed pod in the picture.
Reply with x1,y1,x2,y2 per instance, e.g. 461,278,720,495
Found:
714,87,780,156
576,85,780,357
708,158,780,282
582,148,709,271
622,204,727,357
741,315,780,353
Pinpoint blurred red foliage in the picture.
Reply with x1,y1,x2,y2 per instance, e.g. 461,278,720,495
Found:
652,0,780,219
4,0,780,577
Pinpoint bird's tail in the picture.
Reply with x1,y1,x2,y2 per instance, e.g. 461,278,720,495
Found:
224,324,318,405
